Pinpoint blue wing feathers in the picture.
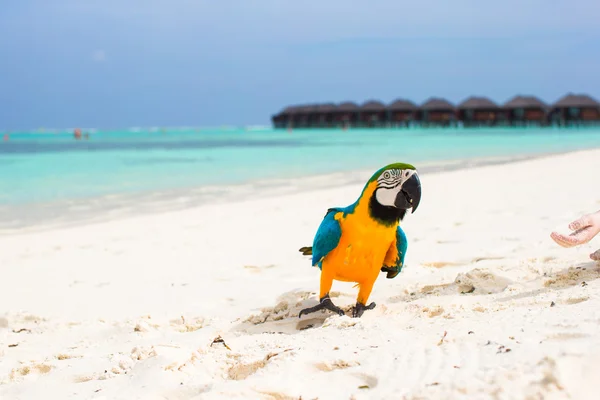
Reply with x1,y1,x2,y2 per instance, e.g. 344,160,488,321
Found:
395,226,408,270
311,208,343,269
381,225,408,279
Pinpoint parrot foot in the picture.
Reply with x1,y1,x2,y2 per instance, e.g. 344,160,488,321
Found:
298,294,345,318
352,301,376,318
381,266,399,279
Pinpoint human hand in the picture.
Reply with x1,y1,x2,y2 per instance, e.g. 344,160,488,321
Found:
551,211,600,260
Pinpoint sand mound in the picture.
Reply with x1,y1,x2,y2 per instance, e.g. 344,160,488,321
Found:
395,268,513,303
454,268,512,294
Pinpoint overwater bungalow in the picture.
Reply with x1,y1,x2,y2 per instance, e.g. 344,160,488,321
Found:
457,96,503,127
359,100,387,127
272,92,600,129
388,99,418,127
332,102,360,128
549,94,600,126
271,106,296,129
311,103,337,128
271,114,285,129
420,98,456,127
502,95,548,126
290,104,314,128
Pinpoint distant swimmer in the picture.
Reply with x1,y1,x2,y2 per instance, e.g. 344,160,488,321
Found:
2,134,8,142
74,128,82,140
84,132,90,140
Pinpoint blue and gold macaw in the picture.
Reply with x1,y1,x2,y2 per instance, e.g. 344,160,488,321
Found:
298,163,421,318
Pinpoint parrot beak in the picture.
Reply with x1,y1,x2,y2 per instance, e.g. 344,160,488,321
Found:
394,173,421,213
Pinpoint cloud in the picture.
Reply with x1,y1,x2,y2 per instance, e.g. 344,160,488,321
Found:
92,49,106,62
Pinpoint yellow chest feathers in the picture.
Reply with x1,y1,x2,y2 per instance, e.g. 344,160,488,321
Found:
329,211,397,270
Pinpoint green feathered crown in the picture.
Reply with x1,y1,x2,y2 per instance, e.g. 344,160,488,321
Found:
367,162,417,183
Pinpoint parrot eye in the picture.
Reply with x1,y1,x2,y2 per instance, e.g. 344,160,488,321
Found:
383,172,390,179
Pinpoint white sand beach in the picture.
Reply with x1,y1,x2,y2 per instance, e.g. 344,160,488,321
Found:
1,149,600,400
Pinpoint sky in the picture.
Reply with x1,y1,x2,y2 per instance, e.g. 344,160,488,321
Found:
1,0,599,130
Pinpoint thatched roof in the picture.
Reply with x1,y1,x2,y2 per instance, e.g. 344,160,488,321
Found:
360,100,386,111
281,103,341,114
552,93,600,108
421,97,455,110
315,103,338,112
336,102,360,112
388,99,417,111
279,105,299,115
503,95,547,109
288,104,323,114
458,96,498,109
279,104,315,115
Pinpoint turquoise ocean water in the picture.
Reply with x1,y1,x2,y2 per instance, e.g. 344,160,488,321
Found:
1,126,600,231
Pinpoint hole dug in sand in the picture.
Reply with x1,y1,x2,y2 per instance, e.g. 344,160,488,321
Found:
235,290,358,334
543,263,600,288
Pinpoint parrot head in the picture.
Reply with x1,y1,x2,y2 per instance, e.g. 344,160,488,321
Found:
370,163,421,214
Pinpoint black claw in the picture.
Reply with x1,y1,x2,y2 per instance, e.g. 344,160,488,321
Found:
352,301,376,318
299,294,345,318
381,266,399,279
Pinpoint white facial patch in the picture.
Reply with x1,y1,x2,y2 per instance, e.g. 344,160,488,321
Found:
375,169,416,207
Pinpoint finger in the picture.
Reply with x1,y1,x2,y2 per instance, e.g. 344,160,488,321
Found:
550,232,570,247
569,215,593,231
591,249,600,261
550,232,578,248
